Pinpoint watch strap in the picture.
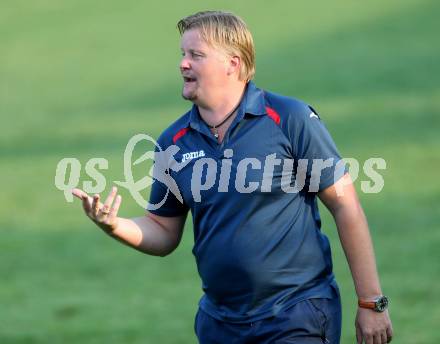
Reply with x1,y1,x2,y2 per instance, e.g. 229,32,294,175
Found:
358,299,376,310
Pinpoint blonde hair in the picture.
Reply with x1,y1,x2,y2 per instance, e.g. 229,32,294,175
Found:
177,11,256,81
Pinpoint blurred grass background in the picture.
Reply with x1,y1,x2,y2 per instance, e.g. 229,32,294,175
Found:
1,0,439,343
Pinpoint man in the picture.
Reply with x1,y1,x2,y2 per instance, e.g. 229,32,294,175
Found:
73,11,393,344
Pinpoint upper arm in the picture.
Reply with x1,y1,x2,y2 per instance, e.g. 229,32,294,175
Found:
318,173,362,215
147,211,188,245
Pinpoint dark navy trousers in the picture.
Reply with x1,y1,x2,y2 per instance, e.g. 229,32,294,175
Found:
195,292,342,343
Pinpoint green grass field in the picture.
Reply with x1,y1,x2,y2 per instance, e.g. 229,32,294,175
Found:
1,1,439,343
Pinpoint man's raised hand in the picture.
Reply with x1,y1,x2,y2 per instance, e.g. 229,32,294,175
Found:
72,186,122,233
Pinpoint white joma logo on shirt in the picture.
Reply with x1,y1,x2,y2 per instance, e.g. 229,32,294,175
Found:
181,150,206,163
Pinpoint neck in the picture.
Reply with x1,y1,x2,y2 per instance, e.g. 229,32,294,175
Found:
197,82,247,125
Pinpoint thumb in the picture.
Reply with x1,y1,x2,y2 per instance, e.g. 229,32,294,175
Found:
71,188,94,215
72,188,89,200
356,324,363,344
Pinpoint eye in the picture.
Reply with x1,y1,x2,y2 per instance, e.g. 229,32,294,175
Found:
191,52,203,59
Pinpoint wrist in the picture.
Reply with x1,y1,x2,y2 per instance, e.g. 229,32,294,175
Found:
358,295,389,312
358,293,383,301
107,217,121,234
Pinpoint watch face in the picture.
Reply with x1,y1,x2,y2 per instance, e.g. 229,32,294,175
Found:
375,296,389,312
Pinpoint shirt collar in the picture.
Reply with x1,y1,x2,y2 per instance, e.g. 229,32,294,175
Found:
188,80,266,131
242,80,266,116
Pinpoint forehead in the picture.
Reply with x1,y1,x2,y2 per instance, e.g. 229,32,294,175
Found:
180,29,208,50
180,29,222,52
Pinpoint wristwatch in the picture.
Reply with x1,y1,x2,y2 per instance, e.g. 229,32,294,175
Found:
358,295,389,312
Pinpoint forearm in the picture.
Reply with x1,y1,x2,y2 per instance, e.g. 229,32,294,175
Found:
108,215,180,256
332,203,382,299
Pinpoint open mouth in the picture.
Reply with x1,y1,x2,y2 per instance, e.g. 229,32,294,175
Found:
183,76,197,83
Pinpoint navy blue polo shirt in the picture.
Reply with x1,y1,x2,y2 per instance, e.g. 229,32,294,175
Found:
148,81,346,323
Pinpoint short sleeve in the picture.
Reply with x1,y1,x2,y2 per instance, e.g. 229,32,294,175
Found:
289,104,347,192
147,136,189,217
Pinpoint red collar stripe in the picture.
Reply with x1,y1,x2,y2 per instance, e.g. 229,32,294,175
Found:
173,127,190,143
265,106,281,125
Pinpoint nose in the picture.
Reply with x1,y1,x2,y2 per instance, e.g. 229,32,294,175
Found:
180,55,191,71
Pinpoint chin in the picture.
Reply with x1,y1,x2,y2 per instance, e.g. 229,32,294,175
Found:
182,90,197,101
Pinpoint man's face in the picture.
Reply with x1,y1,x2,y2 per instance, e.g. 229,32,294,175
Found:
180,29,230,105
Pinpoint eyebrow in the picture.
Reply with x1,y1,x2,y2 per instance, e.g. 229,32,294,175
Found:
181,48,206,55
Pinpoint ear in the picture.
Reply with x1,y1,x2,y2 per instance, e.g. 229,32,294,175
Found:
227,55,241,77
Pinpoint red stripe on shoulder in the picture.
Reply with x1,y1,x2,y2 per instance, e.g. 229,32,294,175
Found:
265,106,281,125
172,127,190,144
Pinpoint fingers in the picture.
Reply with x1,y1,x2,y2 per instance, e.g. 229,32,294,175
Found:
386,325,393,343
102,186,117,215
92,194,101,217
72,188,93,216
373,333,381,344
73,187,121,228
81,195,93,215
356,326,362,344
96,187,117,219
361,327,390,344
355,309,393,344
109,194,122,218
